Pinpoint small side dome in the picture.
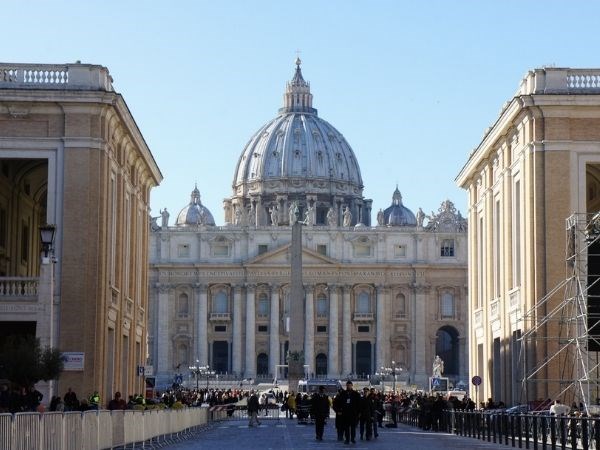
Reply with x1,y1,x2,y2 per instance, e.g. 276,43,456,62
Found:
175,185,216,226
383,187,416,227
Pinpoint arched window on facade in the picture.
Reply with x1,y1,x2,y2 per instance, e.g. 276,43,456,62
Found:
435,326,459,375
395,293,406,318
315,353,327,376
177,342,188,368
213,290,228,313
357,291,370,313
178,293,189,317
257,353,269,376
257,293,269,317
441,292,454,319
316,294,328,317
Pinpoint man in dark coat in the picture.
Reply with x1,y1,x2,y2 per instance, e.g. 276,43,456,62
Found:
338,380,361,444
359,387,373,440
311,386,330,440
247,391,261,427
332,389,345,441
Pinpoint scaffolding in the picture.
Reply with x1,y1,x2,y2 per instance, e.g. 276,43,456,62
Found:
519,213,600,413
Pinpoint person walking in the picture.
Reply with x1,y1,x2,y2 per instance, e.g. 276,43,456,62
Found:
311,386,330,441
359,387,373,440
339,380,361,444
332,389,345,441
287,391,296,419
247,391,261,427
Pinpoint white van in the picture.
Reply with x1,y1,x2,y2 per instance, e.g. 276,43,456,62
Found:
298,379,342,396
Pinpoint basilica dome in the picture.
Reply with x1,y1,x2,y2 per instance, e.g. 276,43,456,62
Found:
383,187,416,227
226,59,370,227
176,185,215,226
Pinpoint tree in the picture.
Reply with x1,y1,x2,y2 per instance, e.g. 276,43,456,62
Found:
0,335,64,388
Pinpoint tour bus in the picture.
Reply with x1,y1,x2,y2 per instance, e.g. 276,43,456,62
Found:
298,379,342,397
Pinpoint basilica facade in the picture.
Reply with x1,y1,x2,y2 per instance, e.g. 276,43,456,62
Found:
148,60,468,390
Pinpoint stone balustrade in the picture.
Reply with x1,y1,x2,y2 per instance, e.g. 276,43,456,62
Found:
0,277,38,298
517,68,600,95
0,62,113,91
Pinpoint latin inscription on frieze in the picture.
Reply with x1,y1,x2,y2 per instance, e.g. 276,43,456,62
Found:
160,269,413,279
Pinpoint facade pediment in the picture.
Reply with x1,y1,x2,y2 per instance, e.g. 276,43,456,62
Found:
245,243,338,266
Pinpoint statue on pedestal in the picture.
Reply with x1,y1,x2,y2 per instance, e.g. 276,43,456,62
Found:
416,207,425,228
326,207,337,227
432,355,444,378
160,208,170,228
343,206,352,227
269,205,279,226
376,208,384,226
289,201,299,225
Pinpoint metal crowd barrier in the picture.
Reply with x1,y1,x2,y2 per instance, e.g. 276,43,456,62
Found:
396,407,600,450
0,406,214,450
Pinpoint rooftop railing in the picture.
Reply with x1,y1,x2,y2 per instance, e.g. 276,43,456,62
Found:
0,63,113,91
517,68,600,95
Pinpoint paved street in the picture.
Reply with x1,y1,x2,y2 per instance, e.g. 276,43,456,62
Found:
165,418,511,450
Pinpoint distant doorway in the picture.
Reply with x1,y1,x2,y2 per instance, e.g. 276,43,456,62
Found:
257,353,269,376
212,341,229,373
315,353,327,376
356,341,371,376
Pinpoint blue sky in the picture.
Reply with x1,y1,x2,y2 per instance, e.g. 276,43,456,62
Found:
5,1,600,224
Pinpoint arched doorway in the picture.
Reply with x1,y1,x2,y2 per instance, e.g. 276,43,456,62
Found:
435,326,459,375
257,353,269,376
315,353,327,376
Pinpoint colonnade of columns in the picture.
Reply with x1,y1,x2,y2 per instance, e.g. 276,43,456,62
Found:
156,282,434,382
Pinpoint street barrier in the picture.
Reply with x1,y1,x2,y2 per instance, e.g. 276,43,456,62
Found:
0,406,214,450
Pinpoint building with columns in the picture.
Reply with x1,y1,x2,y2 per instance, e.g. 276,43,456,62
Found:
0,63,162,403
148,60,468,390
456,68,600,408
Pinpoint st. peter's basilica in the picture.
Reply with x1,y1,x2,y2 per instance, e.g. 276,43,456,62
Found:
148,60,468,390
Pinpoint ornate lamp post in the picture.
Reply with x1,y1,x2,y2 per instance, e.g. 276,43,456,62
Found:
377,361,401,393
189,361,214,390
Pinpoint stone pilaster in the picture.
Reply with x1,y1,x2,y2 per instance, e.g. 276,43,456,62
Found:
412,285,429,386
157,284,171,378
342,285,352,377
269,285,280,378
232,285,243,376
197,284,208,365
328,285,339,377
245,284,256,378
376,285,385,371
304,285,314,375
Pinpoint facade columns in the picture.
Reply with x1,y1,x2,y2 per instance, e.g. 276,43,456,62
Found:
157,284,170,380
304,285,314,375
328,285,339,377
269,285,280,378
245,284,256,378
197,284,208,366
342,285,352,377
375,285,385,371
412,285,428,386
232,285,243,376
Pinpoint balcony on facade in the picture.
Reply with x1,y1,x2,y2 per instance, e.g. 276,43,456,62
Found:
353,312,374,321
0,62,113,91
209,312,231,322
0,277,38,299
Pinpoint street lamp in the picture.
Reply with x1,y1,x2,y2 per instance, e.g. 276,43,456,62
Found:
39,224,56,260
188,361,215,390
377,361,401,393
